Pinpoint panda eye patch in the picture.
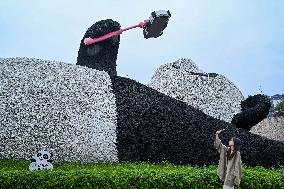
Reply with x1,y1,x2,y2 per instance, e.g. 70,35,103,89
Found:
43,154,48,159
37,153,42,157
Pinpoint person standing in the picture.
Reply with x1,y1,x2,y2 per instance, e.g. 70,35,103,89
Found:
215,130,242,189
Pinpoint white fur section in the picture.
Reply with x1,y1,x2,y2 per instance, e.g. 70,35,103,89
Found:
251,117,284,141
0,57,118,163
148,58,244,122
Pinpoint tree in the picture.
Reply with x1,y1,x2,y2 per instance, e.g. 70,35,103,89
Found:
275,101,284,111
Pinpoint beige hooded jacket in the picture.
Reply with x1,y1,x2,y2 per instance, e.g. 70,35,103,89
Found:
214,134,242,187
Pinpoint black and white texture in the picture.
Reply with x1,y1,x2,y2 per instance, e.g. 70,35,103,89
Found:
76,19,121,78
0,21,283,167
149,58,244,122
231,94,271,131
29,149,53,171
251,117,284,141
0,57,118,163
0,57,283,166
112,76,284,167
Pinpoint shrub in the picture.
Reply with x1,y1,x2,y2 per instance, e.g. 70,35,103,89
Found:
0,160,283,189
275,101,284,112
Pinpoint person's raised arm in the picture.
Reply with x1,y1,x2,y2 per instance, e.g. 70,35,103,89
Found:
214,130,227,154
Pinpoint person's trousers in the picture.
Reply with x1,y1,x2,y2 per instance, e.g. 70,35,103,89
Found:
223,185,234,189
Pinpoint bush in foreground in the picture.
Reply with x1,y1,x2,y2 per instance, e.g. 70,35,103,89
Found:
0,160,283,189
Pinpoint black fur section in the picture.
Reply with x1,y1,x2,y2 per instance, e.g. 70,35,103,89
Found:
112,76,284,166
231,94,271,131
77,19,121,77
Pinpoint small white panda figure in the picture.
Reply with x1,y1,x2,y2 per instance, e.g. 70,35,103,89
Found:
29,149,53,171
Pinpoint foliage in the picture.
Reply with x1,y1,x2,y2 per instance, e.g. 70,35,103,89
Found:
275,101,284,111
0,160,283,189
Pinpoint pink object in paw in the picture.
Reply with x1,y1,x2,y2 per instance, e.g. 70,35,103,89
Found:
84,20,149,46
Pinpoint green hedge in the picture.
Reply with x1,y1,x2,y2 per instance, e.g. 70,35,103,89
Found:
0,160,283,189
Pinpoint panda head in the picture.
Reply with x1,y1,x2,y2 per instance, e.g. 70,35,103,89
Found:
37,150,51,160
32,149,53,163
83,19,121,56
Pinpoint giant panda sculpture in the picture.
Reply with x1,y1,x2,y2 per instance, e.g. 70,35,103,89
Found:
0,19,283,167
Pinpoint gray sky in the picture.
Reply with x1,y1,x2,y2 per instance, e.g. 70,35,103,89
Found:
1,0,283,97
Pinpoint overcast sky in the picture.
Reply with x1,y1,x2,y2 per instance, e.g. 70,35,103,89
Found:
1,0,283,97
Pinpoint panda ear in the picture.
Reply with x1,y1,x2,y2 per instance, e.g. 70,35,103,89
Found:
47,159,53,163
30,158,36,162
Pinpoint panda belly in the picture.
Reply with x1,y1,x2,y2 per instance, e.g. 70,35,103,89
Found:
29,162,53,171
